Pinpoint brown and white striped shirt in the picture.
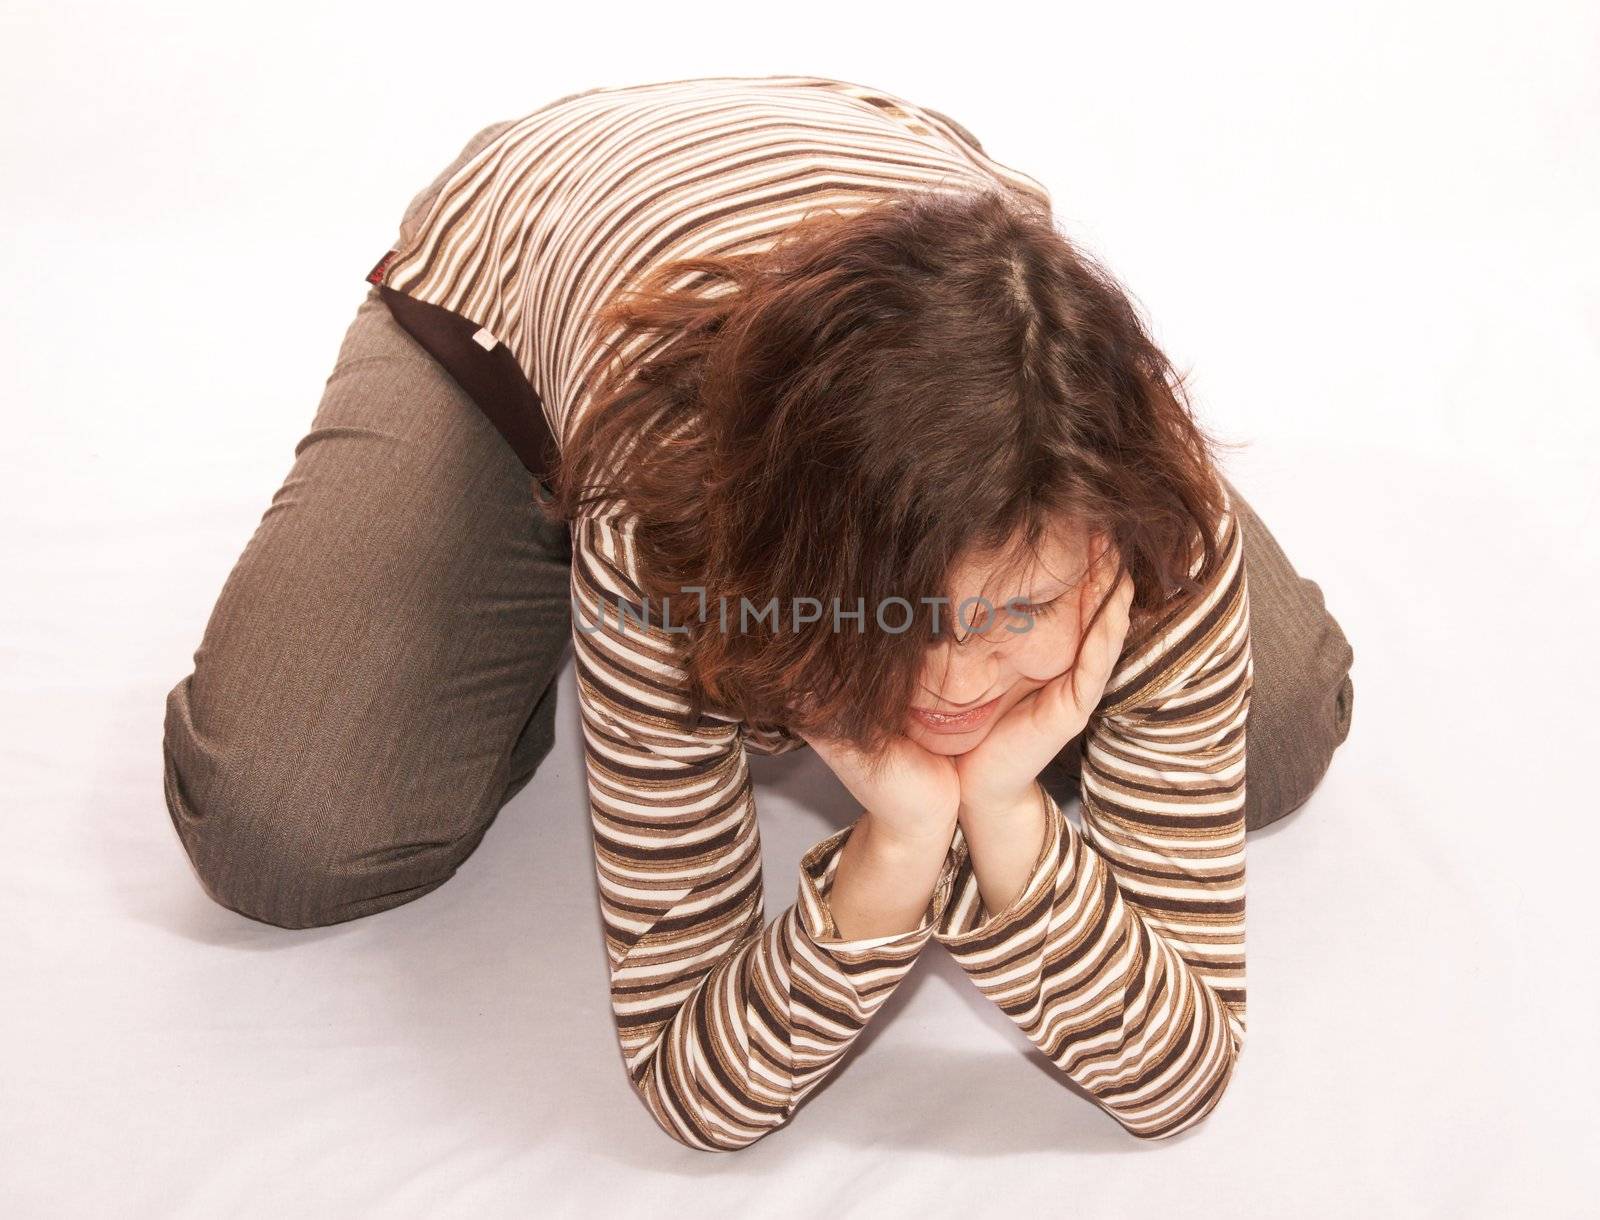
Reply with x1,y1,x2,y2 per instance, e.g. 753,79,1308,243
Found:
365,74,1252,1150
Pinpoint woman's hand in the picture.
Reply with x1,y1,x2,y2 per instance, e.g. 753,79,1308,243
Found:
954,554,1136,822
800,728,962,849
799,728,963,940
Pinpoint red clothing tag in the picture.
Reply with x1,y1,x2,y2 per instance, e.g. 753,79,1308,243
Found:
365,249,398,286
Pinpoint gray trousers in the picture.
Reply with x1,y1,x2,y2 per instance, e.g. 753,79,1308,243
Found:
161,129,1356,931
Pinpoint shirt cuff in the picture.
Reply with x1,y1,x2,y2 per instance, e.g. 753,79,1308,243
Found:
796,817,961,955
935,781,1063,950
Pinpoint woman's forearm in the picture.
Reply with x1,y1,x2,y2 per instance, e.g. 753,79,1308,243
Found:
957,782,1049,922
825,812,956,940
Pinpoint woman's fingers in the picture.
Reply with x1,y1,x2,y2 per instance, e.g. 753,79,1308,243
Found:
1071,570,1134,709
801,725,912,789
797,728,851,775
1018,568,1132,739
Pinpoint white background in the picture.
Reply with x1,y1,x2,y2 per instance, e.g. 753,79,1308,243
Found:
3,1,1596,1215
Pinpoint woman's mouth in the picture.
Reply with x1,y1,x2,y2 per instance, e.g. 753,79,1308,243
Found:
908,692,1004,734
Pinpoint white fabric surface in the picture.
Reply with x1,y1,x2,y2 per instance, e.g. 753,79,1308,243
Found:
3,3,1595,1215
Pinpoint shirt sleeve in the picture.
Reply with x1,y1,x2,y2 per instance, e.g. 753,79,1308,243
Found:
932,482,1253,1140
571,511,961,1151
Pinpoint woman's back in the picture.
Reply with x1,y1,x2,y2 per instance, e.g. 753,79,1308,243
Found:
370,74,1053,462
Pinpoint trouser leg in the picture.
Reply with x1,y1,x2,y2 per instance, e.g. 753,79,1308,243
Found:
161,285,572,928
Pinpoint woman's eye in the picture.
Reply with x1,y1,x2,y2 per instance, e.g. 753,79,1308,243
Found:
1013,597,1060,619
939,595,1066,642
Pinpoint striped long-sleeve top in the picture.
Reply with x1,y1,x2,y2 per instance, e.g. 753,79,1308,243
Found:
363,74,1253,1150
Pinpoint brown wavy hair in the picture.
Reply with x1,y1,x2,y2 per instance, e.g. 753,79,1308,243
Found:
548,184,1241,752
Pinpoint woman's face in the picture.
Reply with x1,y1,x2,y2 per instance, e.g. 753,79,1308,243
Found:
903,519,1099,756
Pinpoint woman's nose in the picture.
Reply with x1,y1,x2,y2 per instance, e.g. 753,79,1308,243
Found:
921,640,1001,706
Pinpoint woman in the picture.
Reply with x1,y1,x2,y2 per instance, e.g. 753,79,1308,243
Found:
162,74,1355,1150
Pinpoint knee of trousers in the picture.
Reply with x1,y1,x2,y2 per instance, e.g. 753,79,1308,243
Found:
1242,595,1357,832
161,675,463,930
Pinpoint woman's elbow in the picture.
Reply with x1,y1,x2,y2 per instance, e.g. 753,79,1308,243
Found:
649,1115,776,1154
1120,1040,1244,1141
631,1076,791,1153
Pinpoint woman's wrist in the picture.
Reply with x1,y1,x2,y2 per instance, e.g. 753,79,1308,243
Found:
955,780,1050,922
860,805,959,856
957,781,1044,830
826,810,957,941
